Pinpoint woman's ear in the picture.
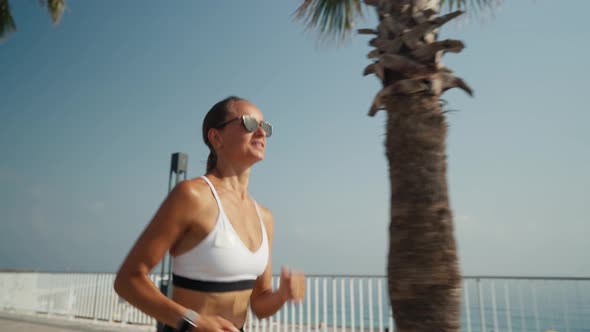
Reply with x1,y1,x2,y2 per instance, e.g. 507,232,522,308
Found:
208,128,223,149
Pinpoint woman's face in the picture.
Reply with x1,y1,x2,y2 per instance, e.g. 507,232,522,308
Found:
213,100,268,165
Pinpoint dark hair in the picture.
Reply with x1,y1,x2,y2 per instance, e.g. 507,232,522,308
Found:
202,96,247,173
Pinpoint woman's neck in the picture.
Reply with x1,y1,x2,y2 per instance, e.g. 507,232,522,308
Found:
207,167,250,200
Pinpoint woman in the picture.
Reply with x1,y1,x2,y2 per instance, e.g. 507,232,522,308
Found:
114,96,306,332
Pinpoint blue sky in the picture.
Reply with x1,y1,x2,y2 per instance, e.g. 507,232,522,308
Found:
0,0,588,276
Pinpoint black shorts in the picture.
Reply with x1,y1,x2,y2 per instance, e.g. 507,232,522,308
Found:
162,324,245,332
161,325,175,332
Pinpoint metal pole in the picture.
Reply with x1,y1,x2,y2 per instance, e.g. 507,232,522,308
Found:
156,152,188,332
158,170,173,297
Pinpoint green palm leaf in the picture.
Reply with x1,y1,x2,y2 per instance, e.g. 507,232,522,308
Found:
0,0,17,40
46,0,65,24
294,0,365,41
444,0,502,12
1,0,66,41
295,0,501,41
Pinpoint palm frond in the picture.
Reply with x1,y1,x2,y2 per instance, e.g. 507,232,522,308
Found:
0,0,17,40
294,0,365,42
441,0,502,14
45,0,65,24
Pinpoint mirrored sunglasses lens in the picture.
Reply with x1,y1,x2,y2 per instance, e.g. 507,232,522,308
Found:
242,116,258,132
261,122,272,137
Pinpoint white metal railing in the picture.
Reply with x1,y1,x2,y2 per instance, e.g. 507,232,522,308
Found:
0,272,588,332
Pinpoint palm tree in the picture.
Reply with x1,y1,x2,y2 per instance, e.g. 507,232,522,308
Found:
295,0,497,331
0,0,65,40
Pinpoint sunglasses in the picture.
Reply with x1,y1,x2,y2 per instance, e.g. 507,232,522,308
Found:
216,115,273,137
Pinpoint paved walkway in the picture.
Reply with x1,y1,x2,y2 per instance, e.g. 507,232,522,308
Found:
0,311,154,332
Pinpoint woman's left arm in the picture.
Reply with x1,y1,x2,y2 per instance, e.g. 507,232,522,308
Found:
249,208,305,319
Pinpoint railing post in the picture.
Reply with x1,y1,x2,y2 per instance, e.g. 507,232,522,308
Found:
491,281,499,332
377,279,384,332
291,303,303,332
92,274,100,322
261,311,267,332
83,274,90,318
323,278,328,332
332,278,337,332
359,279,364,332
315,278,320,331
67,283,75,320
518,283,526,332
46,274,53,317
306,279,311,332
254,303,260,332
464,279,472,332
290,301,295,332
121,302,129,326
299,284,303,332
350,278,355,332
388,310,393,332
504,282,512,332
562,283,570,332
477,278,486,332
109,274,117,323
273,277,279,332
532,283,540,332
247,306,253,332
368,279,374,332
341,278,346,332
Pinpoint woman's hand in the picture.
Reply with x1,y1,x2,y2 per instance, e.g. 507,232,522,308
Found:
277,266,306,303
195,314,239,332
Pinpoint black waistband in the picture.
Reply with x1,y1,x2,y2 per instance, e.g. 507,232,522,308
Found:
172,274,256,292
162,324,245,332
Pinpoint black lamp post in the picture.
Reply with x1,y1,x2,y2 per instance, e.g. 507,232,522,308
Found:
157,152,188,331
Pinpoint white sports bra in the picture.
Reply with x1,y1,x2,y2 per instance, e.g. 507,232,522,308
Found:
172,176,269,292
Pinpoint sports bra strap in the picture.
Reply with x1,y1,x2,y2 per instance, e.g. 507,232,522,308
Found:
252,200,263,223
200,176,225,215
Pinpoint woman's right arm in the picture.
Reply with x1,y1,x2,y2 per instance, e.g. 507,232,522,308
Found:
113,181,237,332
114,180,198,327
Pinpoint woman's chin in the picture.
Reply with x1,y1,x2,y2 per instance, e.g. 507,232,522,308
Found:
252,154,265,164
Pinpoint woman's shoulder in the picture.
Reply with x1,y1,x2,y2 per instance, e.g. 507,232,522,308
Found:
254,201,275,229
256,202,272,217
174,176,210,191
167,177,214,208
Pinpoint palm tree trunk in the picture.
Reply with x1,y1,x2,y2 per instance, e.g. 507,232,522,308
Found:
295,0,475,330
385,93,461,332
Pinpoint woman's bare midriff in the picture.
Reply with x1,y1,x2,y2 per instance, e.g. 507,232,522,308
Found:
172,286,253,328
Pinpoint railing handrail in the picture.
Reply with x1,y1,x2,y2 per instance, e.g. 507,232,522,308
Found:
462,275,590,281
1,271,590,281
1,272,588,331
